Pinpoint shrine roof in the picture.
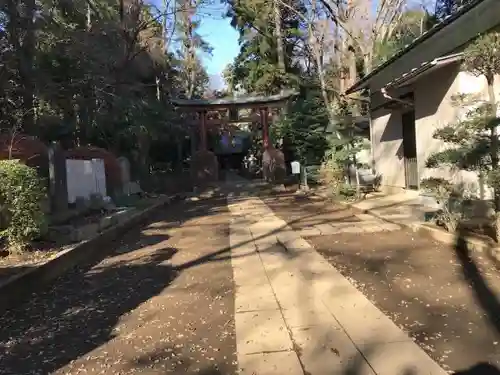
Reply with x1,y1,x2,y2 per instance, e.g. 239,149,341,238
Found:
171,89,298,109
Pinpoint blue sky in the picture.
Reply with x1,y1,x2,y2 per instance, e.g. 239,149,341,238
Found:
197,10,240,76
149,2,240,87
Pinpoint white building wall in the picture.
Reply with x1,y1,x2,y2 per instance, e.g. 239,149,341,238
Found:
370,64,495,194
371,107,406,189
413,65,461,182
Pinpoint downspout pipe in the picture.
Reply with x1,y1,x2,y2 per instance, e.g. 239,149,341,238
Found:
381,87,414,107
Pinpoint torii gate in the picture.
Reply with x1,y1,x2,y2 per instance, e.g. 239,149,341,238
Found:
172,90,297,185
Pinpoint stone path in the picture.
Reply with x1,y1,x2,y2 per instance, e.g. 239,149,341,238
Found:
227,179,447,375
298,212,400,237
262,190,500,373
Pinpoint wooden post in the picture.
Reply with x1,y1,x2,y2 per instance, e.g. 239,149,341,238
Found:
260,107,269,148
199,110,207,151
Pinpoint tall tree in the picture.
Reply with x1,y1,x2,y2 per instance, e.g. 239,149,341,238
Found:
226,0,305,94
434,0,471,20
174,0,211,99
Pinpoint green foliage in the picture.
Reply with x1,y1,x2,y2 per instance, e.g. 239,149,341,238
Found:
424,33,500,175
225,0,304,94
337,184,357,200
420,177,464,232
0,160,47,251
422,31,500,235
326,100,370,168
462,31,500,79
318,157,344,195
434,0,472,20
0,0,209,176
273,90,329,165
374,8,437,66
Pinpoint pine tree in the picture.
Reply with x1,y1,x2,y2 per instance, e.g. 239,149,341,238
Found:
434,0,471,20
421,32,500,236
226,0,305,94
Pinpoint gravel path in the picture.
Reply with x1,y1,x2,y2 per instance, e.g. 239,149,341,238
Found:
261,191,500,374
0,196,237,375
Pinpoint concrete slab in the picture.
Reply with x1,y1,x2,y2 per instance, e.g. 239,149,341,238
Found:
235,310,293,354
355,213,382,222
338,225,366,234
291,325,375,375
322,287,411,344
276,229,300,243
379,223,401,231
281,302,338,328
232,265,269,287
361,225,385,233
314,223,340,235
298,227,322,237
230,252,260,267
235,286,279,312
278,237,312,255
238,351,303,375
361,341,448,375
251,232,278,248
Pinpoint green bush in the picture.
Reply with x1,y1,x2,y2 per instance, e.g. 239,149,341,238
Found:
338,184,357,200
0,160,47,251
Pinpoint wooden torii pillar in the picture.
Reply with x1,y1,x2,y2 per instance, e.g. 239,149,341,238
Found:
190,109,218,184
259,107,270,148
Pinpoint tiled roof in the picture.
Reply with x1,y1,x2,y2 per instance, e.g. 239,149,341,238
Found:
384,52,464,89
171,89,298,108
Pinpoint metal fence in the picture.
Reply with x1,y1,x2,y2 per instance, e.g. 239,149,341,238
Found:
404,157,419,189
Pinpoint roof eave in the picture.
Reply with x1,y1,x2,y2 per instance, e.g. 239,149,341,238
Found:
345,0,484,95
385,52,464,89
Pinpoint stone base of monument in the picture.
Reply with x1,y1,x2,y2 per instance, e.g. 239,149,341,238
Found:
262,147,286,184
191,150,219,186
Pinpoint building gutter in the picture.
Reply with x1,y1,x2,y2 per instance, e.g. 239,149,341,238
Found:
380,87,414,107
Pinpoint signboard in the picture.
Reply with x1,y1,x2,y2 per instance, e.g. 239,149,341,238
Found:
291,160,300,175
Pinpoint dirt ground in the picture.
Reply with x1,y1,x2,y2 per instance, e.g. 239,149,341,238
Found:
261,191,500,374
0,196,237,375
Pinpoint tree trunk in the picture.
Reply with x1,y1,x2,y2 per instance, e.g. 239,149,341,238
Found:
20,0,36,136
273,0,285,73
487,72,500,241
176,134,184,171
137,131,151,188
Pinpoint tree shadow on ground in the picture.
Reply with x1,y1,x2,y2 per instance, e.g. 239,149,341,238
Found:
128,343,236,374
0,196,233,374
454,224,500,334
449,226,500,374
303,225,500,372
453,363,500,374
0,245,178,375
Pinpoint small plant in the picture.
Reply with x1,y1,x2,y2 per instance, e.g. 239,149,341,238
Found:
338,183,357,200
420,178,465,232
319,156,345,195
0,160,47,252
